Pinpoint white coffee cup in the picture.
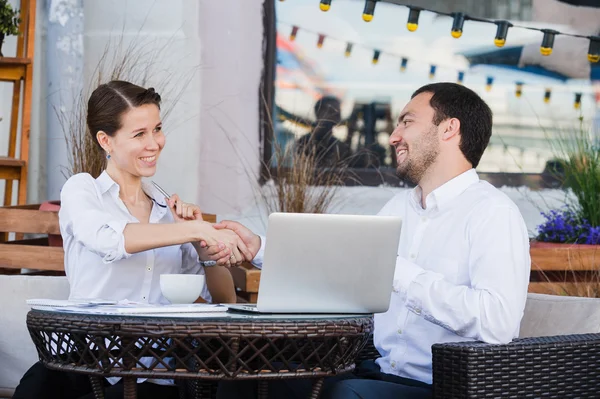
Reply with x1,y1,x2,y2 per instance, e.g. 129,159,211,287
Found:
160,274,205,304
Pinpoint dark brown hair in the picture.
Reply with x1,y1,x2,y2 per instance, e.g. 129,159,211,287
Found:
412,82,493,168
87,80,162,148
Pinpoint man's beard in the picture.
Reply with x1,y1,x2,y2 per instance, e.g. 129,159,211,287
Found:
395,127,439,185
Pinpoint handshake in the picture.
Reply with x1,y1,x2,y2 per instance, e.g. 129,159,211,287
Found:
167,194,260,268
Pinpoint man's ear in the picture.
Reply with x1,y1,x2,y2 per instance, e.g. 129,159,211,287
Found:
441,118,460,141
96,131,111,153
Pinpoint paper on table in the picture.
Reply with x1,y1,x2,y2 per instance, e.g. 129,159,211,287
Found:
31,302,229,315
26,299,118,307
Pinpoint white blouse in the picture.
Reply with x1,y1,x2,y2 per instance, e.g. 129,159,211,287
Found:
59,171,211,304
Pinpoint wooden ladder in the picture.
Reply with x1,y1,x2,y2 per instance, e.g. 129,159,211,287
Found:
0,0,36,206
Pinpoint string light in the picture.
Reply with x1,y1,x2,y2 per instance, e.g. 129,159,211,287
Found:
485,76,494,92
290,26,299,41
494,21,512,47
319,0,331,11
540,29,558,56
363,0,377,22
317,34,325,48
278,20,592,104
295,1,600,63
372,50,381,64
345,43,353,57
400,57,408,71
407,7,421,32
451,13,465,38
429,65,437,79
574,93,582,109
588,36,600,62
515,82,523,98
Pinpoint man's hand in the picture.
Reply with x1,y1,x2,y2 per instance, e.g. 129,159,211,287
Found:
196,227,254,267
213,220,261,260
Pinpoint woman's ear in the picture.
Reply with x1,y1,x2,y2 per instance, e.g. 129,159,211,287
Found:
96,131,111,153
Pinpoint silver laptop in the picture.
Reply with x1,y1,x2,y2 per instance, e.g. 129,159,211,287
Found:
227,212,402,314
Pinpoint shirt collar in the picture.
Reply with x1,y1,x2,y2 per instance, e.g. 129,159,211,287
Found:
410,169,479,212
96,171,168,209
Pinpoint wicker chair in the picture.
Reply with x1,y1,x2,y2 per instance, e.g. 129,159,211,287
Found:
356,332,600,398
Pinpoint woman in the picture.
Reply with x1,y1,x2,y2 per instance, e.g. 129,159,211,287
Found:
13,80,250,399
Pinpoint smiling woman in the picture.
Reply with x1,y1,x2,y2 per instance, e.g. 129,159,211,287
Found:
11,80,261,399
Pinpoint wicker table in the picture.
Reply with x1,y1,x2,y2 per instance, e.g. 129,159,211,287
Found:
26,309,373,399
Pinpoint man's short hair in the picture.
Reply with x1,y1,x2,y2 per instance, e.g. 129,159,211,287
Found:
412,83,493,168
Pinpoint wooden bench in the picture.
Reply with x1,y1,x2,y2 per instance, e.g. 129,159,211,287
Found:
0,206,261,302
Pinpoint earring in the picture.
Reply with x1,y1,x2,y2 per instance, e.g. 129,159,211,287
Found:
106,152,111,160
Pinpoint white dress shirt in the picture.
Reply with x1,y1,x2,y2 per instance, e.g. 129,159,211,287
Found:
252,169,530,385
59,171,211,304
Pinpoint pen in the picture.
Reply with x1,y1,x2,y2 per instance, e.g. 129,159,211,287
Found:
151,181,171,200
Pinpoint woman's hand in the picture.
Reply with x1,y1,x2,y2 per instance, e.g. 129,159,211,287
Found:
167,194,203,222
198,228,253,267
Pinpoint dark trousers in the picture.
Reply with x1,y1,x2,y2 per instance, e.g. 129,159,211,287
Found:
12,362,180,399
217,360,433,399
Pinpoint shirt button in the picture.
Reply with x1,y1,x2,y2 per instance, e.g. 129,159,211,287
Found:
410,253,416,259
147,267,151,271
397,329,402,334
421,216,427,222
414,308,422,315
391,361,397,369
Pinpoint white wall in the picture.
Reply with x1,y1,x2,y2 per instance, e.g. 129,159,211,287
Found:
81,0,263,212
197,0,264,215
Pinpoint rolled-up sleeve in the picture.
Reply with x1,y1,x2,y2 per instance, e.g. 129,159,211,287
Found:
59,174,132,264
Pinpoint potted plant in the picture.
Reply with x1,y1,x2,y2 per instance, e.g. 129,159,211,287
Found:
0,0,20,57
530,120,600,296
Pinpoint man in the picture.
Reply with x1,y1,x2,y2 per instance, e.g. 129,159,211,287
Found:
210,83,531,398
294,95,351,167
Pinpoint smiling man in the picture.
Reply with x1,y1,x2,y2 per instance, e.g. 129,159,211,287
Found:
215,82,531,399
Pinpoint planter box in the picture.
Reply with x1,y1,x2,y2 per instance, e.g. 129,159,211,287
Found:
529,241,600,296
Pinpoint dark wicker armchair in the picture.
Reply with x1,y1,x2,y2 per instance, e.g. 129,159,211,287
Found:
357,333,600,398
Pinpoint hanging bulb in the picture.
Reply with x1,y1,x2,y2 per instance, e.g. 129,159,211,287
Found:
400,57,408,71
319,0,332,11
515,82,523,98
372,50,381,64
544,88,552,103
574,93,582,109
485,76,494,92
451,13,465,38
363,0,377,22
317,34,326,48
429,65,437,80
457,71,465,84
494,21,512,47
407,7,422,32
345,43,353,57
588,36,600,63
290,26,299,41
540,29,559,56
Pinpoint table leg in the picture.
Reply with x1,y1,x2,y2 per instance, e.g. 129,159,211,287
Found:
123,377,137,399
89,376,105,399
309,378,324,399
257,381,268,399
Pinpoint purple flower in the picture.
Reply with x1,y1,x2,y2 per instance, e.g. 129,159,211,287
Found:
537,207,599,245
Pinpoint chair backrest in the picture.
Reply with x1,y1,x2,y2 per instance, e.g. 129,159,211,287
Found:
0,206,63,272
519,292,600,338
0,207,218,273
